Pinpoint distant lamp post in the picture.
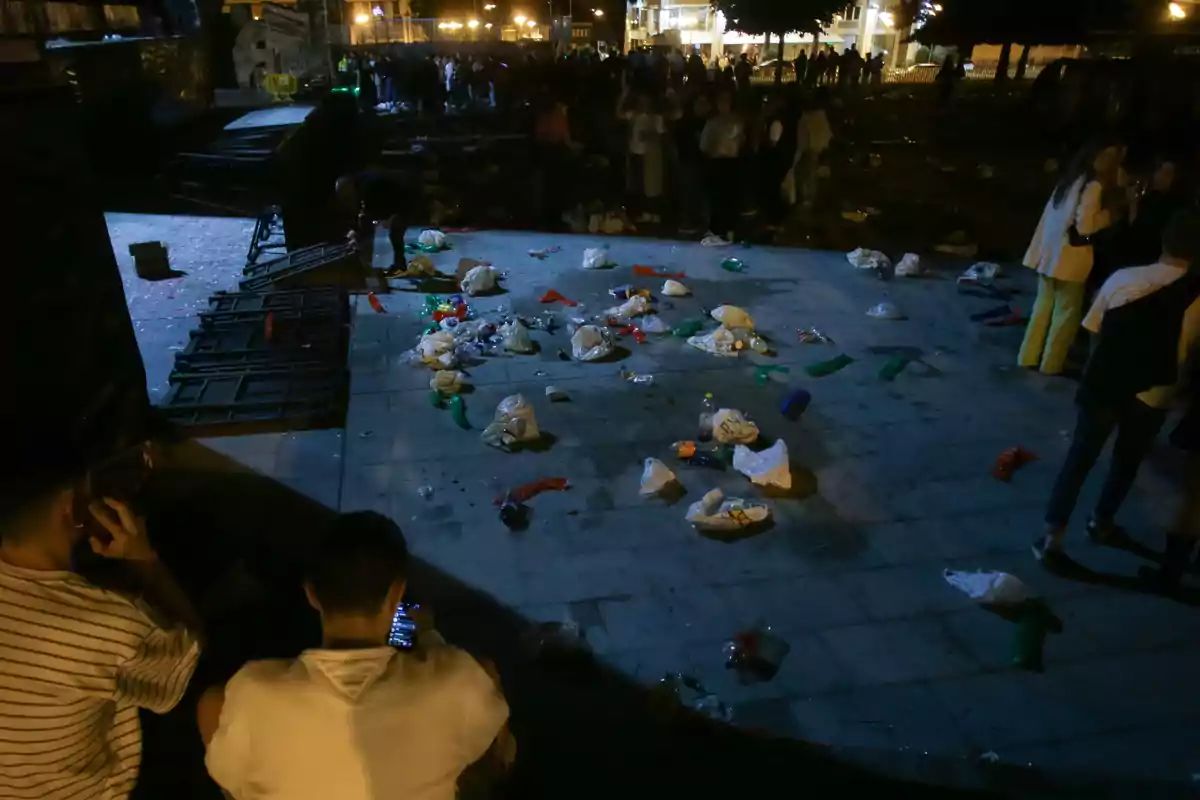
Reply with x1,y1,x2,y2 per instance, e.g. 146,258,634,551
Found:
593,8,604,16
1169,1,1188,19
513,13,527,24
485,21,493,27
354,12,370,24
878,10,894,27
468,18,480,27
483,3,496,8
526,18,537,26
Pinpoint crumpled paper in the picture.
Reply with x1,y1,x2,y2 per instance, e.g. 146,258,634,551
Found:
712,409,760,444
732,440,791,489
687,326,737,357
894,253,923,277
481,394,540,450
605,295,651,318
639,458,678,496
685,488,771,532
418,229,447,249
582,247,611,270
460,265,498,296
711,305,754,330
847,248,891,270
571,325,614,361
662,279,690,297
944,569,1031,605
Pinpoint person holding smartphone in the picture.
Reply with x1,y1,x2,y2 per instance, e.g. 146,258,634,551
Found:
197,511,512,800
0,458,201,800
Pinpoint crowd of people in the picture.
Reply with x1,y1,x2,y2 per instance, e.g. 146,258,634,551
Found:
0,453,511,799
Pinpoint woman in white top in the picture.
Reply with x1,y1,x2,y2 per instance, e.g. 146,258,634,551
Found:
619,89,667,223
1018,137,1124,375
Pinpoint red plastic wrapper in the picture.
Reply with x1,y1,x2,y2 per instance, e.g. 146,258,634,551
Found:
992,446,1037,482
616,325,646,344
633,265,685,278
494,477,569,506
367,292,387,314
539,289,579,307
432,304,468,322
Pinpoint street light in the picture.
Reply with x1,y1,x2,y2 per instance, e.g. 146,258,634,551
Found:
483,2,496,8
1169,2,1187,19
468,18,480,27
354,12,370,24
513,13,527,24
593,8,604,16
526,18,537,26
878,10,894,27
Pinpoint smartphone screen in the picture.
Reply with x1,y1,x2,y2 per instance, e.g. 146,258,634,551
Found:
388,602,419,650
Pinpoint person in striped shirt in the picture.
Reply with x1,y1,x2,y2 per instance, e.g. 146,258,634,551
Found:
0,473,201,800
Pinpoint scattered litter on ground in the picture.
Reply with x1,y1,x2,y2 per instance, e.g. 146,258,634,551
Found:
481,394,540,451
571,325,614,361
605,295,651,318
429,370,466,394
971,304,1013,323
414,330,457,368
866,301,906,320
961,262,1002,282
797,327,834,345
449,395,469,428
527,246,562,260
634,265,685,278
417,485,434,500
620,369,654,385
701,234,732,247
460,265,498,296
367,292,387,313
655,673,732,721
498,496,529,529
724,623,790,683
944,569,1031,605
806,354,855,377
640,458,678,496
878,355,911,381
539,289,578,306
608,285,648,301
894,253,923,277
847,248,891,270
780,388,812,420
641,315,669,334
661,279,690,297
582,246,612,270
687,326,738,357
500,320,535,353
993,446,1037,482
545,385,568,402
672,318,706,337
711,305,754,330
685,488,770,532
418,229,447,250
495,477,568,506
673,441,729,470
733,440,790,489
712,409,760,444
719,258,748,272
754,365,790,386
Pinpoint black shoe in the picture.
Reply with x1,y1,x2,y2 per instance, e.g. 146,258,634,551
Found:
1085,518,1128,547
1032,537,1068,570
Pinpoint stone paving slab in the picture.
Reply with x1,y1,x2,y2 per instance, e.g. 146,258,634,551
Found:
114,215,1200,793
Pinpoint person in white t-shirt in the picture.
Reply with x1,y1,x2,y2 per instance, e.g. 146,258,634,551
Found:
197,512,511,800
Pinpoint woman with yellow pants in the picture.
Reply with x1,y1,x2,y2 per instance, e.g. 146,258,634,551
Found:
1018,138,1124,375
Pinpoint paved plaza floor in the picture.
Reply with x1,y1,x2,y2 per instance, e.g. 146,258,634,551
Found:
109,214,1200,796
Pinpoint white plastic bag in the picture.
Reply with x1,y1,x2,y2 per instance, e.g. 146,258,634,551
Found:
962,262,1001,281
711,305,754,330
460,265,498,296
639,458,678,496
685,488,771,532
943,569,1030,605
582,247,610,270
418,229,446,249
866,301,905,320
570,325,614,361
732,440,791,489
687,326,737,357
894,253,922,277
662,279,690,297
500,320,535,354
605,295,651,318
415,330,455,367
640,315,668,334
700,233,731,247
847,248,891,270
481,394,540,450
429,370,466,394
712,409,760,444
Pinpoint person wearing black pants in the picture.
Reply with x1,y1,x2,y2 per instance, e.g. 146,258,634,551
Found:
1034,209,1200,566
699,89,744,242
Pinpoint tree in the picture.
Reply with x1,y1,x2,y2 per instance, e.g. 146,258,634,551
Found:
711,0,846,87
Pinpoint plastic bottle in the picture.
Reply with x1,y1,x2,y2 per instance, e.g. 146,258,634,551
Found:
748,334,770,355
698,393,715,441
449,395,469,429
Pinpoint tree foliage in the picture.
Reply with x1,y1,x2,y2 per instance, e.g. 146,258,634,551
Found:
710,0,846,37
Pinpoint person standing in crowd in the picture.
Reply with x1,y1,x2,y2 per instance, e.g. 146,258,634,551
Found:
619,88,667,225
686,50,706,86
700,89,745,244
1018,137,1124,375
673,92,711,236
809,48,826,87
784,88,833,210
1033,209,1200,567
825,46,840,85
734,53,753,94
1119,156,1188,268
756,94,797,232
1141,384,1200,589
0,456,201,800
199,512,512,800
793,49,808,87
533,95,578,229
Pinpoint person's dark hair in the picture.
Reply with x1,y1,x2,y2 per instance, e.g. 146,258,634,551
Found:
305,512,409,615
1161,208,1200,261
1053,135,1122,208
